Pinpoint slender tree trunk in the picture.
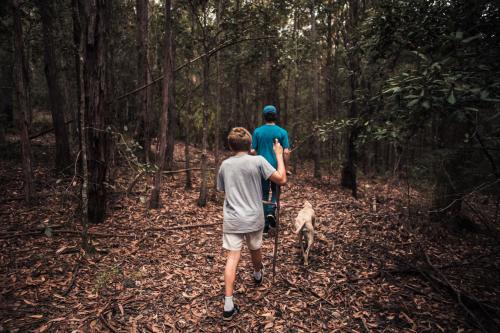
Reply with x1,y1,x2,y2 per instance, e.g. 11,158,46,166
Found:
311,2,321,178
149,0,173,209
72,0,82,160
79,0,109,223
165,4,176,171
75,1,90,250
12,0,33,203
197,52,210,207
135,0,151,163
185,101,192,189
37,0,72,172
341,57,359,198
213,0,223,194
325,1,334,115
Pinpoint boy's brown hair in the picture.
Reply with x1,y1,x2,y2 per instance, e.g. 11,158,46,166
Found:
227,127,252,152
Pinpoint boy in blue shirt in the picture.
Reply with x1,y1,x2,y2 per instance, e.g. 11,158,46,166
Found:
250,105,290,233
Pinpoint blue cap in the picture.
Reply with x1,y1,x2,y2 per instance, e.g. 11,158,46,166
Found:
263,105,277,114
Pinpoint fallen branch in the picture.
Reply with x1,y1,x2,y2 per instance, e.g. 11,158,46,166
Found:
146,222,220,233
0,223,220,240
422,251,494,332
163,167,214,174
115,36,276,101
29,120,73,140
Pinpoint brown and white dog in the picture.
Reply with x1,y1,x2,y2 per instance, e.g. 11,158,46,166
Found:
293,200,315,266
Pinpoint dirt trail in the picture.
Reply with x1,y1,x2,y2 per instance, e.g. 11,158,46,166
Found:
1,142,499,332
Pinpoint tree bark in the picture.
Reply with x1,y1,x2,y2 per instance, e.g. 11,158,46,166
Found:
165,1,176,171
311,1,321,178
149,0,173,209
213,0,223,194
71,0,82,161
79,0,109,223
12,0,33,203
197,51,210,207
135,0,151,163
37,0,72,173
75,1,90,250
324,1,334,116
184,105,192,190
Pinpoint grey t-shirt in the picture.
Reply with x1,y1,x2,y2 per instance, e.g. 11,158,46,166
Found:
217,154,276,233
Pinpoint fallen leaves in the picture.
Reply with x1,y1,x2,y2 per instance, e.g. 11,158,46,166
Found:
1,143,499,332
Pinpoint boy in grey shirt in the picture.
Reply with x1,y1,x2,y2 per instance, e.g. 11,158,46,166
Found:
217,127,287,320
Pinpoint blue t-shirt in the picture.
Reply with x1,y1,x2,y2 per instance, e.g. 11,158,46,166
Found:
251,124,290,168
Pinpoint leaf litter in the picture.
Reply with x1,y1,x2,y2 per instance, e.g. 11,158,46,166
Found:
1,140,499,332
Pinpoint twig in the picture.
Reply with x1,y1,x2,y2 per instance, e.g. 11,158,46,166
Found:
281,275,336,308
63,256,82,296
99,314,118,333
126,171,145,196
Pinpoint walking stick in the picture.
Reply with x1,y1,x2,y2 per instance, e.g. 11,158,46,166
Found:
272,185,280,283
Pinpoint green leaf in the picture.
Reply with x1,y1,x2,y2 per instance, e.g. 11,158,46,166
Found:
422,101,430,109
44,227,53,237
455,31,463,39
447,90,456,105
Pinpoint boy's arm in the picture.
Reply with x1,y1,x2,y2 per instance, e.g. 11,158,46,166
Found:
268,139,287,186
250,130,258,155
216,166,225,192
282,132,291,170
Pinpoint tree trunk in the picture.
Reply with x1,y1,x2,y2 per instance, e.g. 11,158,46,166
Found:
311,2,321,178
149,0,173,209
185,101,192,189
165,3,177,171
79,0,109,223
135,0,151,163
324,1,334,116
12,0,33,203
37,0,72,173
213,0,223,194
71,0,82,161
74,1,90,250
197,52,210,207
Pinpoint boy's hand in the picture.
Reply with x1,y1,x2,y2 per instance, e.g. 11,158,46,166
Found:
273,139,283,157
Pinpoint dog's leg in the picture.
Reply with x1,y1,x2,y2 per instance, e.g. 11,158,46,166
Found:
304,229,314,266
298,230,304,260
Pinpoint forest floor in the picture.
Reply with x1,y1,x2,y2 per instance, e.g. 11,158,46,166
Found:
1,136,500,332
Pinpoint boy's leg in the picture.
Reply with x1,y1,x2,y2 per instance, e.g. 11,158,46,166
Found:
222,233,243,319
249,248,262,271
246,229,264,283
262,179,273,230
224,250,241,297
270,181,278,212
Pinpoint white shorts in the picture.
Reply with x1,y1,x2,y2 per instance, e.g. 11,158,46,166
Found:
223,229,264,251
